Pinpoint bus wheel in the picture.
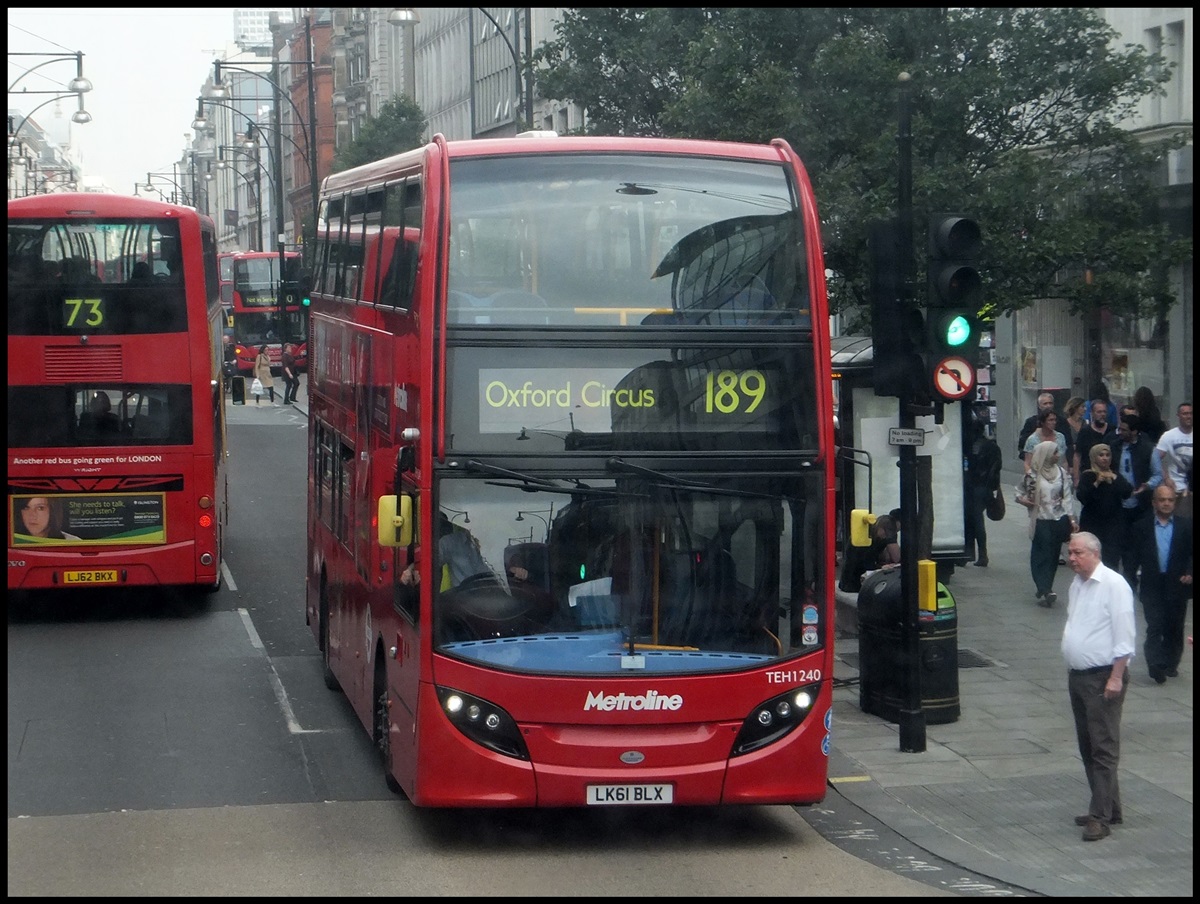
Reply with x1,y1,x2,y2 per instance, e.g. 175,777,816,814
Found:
374,654,403,795
319,578,341,692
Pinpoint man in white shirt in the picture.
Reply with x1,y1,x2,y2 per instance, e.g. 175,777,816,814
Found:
1155,401,1193,519
1061,531,1135,842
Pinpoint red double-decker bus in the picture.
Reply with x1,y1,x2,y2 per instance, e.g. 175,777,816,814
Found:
225,250,308,375
8,193,228,593
306,134,835,807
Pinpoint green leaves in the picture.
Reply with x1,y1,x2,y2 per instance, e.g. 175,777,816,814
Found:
332,95,426,174
531,8,1185,321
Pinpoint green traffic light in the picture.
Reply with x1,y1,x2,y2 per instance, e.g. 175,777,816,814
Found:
945,314,972,347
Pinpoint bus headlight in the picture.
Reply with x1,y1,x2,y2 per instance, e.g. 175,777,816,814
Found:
730,683,820,756
436,686,529,760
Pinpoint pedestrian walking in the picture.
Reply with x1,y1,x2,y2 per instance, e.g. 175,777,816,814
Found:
281,345,300,405
1077,443,1132,570
1112,411,1162,591
965,408,1002,567
1062,396,1086,462
1017,391,1056,465
1131,386,1166,444
1061,531,1135,841
1155,401,1193,521
253,345,276,405
1022,409,1068,473
1129,486,1193,684
1084,380,1119,429
1017,440,1077,606
1073,398,1117,486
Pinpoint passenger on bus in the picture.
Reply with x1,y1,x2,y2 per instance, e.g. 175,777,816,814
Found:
61,258,98,285
128,261,155,284
82,391,121,434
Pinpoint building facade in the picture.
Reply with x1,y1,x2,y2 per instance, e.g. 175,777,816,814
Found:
993,8,1193,459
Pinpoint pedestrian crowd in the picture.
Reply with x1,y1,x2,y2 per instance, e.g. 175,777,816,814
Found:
992,385,1190,841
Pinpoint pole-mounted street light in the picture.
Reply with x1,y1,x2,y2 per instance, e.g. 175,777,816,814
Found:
214,145,268,251
389,8,532,134
210,41,319,244
144,170,190,206
8,51,93,199
210,50,318,349
514,507,554,541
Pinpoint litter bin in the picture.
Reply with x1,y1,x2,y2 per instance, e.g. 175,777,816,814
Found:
230,375,246,405
857,567,959,725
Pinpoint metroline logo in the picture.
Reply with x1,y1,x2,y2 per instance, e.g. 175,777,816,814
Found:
583,690,683,712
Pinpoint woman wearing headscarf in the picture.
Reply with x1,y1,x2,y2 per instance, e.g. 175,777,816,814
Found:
1077,443,1133,569
1016,440,1078,606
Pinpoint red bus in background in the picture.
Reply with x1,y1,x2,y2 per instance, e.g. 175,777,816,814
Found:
8,192,228,594
218,250,236,302
306,133,836,807
225,250,308,374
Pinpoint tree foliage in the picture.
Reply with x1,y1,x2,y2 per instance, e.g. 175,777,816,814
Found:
531,8,1189,325
332,95,426,173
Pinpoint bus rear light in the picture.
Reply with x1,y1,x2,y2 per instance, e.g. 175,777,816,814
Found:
200,553,214,566
198,496,213,509
198,513,214,528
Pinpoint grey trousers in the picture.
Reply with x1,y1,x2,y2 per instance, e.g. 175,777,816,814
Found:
1068,667,1128,823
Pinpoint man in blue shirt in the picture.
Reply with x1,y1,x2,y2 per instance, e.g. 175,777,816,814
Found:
1130,486,1193,684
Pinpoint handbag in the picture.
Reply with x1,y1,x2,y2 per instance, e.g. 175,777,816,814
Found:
250,377,265,396
985,487,1005,521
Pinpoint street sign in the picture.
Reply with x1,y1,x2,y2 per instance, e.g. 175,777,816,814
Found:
932,355,975,401
888,427,926,447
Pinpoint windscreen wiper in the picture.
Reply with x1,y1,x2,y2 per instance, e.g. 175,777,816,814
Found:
605,457,780,500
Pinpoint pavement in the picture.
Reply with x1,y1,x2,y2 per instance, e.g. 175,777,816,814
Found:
281,391,1190,894
827,460,1192,897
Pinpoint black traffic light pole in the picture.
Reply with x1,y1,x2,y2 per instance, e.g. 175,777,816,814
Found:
872,74,983,755
895,72,927,753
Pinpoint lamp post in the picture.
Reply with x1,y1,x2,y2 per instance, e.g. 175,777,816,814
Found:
514,507,553,541
214,145,267,252
387,8,420,103
211,56,317,349
391,8,531,134
145,171,187,204
444,507,471,525
210,49,318,255
8,51,93,199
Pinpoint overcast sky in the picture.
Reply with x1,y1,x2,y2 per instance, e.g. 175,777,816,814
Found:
9,8,239,194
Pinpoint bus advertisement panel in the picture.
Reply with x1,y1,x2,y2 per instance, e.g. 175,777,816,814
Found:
226,250,307,375
8,192,228,593
306,134,835,807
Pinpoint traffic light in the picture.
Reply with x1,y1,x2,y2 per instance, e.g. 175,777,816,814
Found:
869,219,926,399
925,214,982,401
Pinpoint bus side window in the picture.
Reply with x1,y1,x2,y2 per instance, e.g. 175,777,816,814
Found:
379,233,418,311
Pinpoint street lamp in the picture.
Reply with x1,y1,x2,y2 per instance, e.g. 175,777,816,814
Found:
211,52,318,348
387,8,420,103
8,51,93,199
210,39,319,251
214,145,266,251
144,171,190,205
390,8,532,134
514,507,554,540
